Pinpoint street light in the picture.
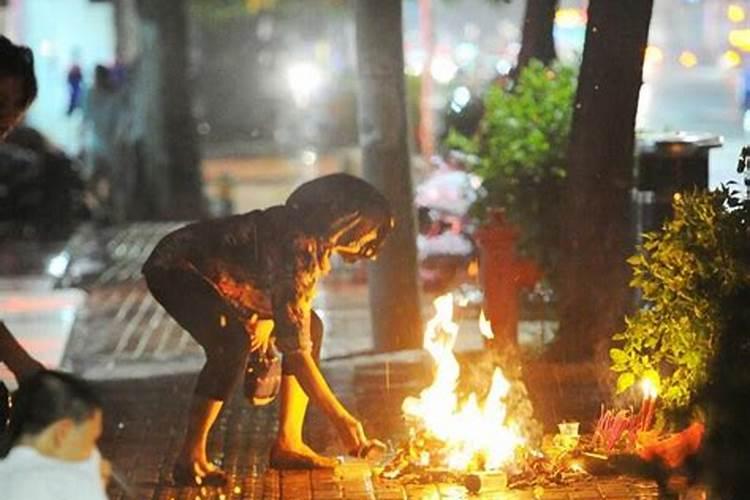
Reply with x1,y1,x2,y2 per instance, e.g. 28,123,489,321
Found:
728,4,746,23
678,50,698,68
450,86,471,113
286,62,323,108
431,56,458,84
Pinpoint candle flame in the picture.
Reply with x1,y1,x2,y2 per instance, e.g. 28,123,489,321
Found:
640,377,658,399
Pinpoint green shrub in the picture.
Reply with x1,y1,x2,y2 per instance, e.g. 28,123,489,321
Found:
611,187,750,416
446,60,577,277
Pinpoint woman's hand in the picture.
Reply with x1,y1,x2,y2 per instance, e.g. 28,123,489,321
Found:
335,416,367,452
283,350,386,458
99,458,112,488
247,317,273,353
335,416,387,459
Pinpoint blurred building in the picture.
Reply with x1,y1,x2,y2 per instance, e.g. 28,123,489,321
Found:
0,0,745,157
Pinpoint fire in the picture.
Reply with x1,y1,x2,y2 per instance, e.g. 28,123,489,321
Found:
401,294,525,471
640,377,658,400
478,309,493,340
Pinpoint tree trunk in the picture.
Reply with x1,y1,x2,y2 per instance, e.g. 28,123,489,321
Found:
555,0,653,361
354,0,423,351
418,0,434,158
515,0,558,72
135,0,205,219
114,0,139,64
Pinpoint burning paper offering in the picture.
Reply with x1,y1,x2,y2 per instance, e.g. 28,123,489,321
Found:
383,294,527,478
381,294,592,491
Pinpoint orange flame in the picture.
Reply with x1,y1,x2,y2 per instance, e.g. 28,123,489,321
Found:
479,309,494,340
641,377,658,400
402,294,524,471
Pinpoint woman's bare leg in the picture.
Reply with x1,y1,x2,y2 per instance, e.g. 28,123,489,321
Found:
174,330,248,482
272,374,337,468
271,311,336,468
176,395,224,475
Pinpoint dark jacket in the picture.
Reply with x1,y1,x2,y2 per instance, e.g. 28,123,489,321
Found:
142,205,332,354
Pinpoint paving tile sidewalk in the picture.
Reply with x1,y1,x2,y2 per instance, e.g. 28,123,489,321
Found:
59,223,662,499
95,360,661,500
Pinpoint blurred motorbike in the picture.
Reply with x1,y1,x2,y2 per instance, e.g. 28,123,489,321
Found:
415,152,482,294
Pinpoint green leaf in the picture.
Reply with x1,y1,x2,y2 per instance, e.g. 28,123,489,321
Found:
609,188,750,414
610,348,628,365
626,255,642,267
616,373,636,394
641,368,661,390
453,59,576,281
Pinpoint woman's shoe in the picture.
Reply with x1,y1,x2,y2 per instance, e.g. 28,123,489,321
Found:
172,463,228,487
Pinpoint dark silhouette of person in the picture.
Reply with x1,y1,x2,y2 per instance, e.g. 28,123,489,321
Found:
0,36,37,140
0,36,44,394
82,65,122,222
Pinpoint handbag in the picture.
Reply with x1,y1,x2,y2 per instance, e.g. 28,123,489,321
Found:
244,344,281,406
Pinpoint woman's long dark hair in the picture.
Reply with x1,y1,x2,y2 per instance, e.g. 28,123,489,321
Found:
286,173,394,256
0,370,101,457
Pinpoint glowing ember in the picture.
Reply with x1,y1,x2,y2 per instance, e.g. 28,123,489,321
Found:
400,294,525,472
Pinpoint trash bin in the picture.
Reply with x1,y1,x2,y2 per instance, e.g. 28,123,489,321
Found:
633,132,722,238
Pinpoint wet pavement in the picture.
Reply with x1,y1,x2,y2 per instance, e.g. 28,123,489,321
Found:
0,159,674,498
0,240,85,388
95,357,661,500
0,48,739,499
0,283,85,388
27,222,667,499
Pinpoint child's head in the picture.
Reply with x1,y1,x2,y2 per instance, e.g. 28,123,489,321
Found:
3,370,103,461
287,173,394,261
0,36,37,140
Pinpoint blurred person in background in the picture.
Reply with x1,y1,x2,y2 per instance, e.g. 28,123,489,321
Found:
108,57,128,90
0,370,110,500
0,35,37,140
82,64,122,223
0,36,44,424
66,49,84,117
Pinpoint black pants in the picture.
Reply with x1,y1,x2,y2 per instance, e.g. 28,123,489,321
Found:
144,267,323,401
